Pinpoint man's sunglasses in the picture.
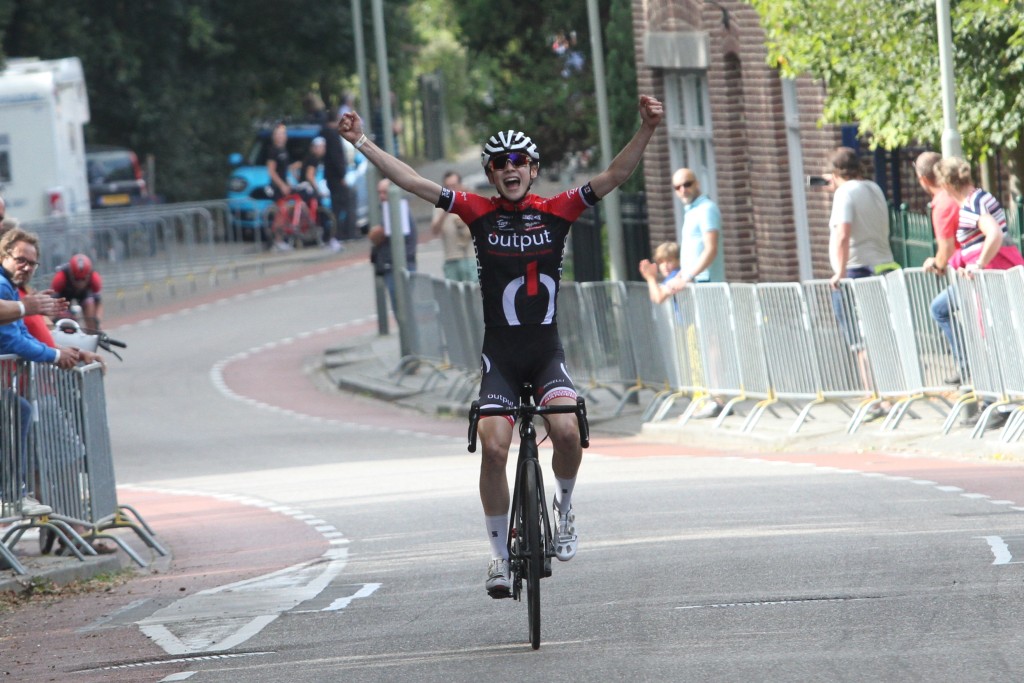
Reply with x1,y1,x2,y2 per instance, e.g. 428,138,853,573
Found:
488,152,534,171
674,180,695,190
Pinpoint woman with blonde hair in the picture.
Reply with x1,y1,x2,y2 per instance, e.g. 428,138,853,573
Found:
930,157,1023,410
934,156,1022,272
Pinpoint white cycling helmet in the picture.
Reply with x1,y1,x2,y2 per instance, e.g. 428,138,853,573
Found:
480,130,540,168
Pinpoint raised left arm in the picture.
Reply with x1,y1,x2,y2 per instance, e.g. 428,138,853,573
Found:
588,96,664,199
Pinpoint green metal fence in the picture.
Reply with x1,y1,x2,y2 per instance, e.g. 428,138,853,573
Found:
889,196,1024,268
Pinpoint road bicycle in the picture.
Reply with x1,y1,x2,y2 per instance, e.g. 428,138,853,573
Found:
468,384,589,650
264,191,335,248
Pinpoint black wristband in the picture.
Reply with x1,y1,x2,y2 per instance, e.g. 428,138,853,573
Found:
436,186,455,211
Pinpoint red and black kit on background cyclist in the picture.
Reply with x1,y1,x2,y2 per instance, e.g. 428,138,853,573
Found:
51,254,102,306
435,133,600,415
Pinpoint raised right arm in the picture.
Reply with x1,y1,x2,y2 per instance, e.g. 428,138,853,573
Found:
338,112,442,205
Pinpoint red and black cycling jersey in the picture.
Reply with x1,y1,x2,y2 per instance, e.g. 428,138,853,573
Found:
436,184,599,328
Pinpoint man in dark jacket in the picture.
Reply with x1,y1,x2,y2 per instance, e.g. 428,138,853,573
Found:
320,109,351,246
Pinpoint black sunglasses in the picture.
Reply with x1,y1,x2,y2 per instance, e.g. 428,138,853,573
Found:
674,180,695,190
488,152,533,171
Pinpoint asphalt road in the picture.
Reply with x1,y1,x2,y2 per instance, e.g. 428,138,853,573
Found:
7,240,1024,682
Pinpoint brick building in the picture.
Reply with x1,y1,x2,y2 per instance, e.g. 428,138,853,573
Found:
632,0,846,282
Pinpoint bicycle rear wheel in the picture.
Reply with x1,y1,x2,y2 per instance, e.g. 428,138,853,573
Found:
521,461,542,650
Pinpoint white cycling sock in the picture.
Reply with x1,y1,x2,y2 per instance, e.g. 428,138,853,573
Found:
485,514,508,560
554,476,577,513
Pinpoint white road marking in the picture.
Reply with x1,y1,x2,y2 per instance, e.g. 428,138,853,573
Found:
118,486,378,655
137,547,349,654
982,536,1020,565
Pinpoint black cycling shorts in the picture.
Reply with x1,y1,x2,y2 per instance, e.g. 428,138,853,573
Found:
478,324,577,419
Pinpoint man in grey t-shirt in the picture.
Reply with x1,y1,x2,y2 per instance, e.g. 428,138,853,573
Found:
827,147,896,287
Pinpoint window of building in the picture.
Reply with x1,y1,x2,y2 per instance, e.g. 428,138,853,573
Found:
665,71,717,228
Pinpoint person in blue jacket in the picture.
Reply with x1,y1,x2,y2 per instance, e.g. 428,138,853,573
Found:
0,229,85,516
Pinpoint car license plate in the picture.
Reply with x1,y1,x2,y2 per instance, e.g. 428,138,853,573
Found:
100,194,131,206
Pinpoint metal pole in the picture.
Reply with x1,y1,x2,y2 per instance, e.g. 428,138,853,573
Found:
351,0,386,334
586,0,625,281
372,0,414,359
936,0,963,157
351,0,380,228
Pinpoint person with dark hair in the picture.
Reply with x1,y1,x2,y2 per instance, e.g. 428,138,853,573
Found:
367,178,418,314
264,122,297,252
826,146,897,289
429,171,476,282
320,108,351,247
338,94,663,598
821,147,899,421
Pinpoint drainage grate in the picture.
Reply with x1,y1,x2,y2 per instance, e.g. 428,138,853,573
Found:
677,596,881,610
75,651,274,673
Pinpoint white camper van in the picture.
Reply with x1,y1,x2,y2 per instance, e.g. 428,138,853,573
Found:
0,57,91,223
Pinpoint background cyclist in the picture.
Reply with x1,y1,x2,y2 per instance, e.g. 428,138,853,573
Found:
338,95,664,598
264,121,299,251
51,253,103,331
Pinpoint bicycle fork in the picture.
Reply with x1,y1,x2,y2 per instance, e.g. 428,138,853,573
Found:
506,423,554,592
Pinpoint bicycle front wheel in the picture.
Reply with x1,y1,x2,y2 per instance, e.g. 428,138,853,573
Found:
521,461,542,650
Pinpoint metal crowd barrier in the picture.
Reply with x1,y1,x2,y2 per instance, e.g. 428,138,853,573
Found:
882,269,958,430
753,282,848,433
1001,270,1024,441
621,283,674,416
955,269,1023,438
659,288,708,421
575,282,635,405
19,201,265,312
406,265,1024,441
729,283,778,432
1,358,165,575
690,284,744,425
397,272,445,387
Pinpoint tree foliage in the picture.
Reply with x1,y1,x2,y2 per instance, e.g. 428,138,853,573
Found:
605,0,642,192
450,0,610,166
750,0,1024,159
0,0,419,201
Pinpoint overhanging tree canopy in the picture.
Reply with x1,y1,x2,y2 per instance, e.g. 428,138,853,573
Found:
750,0,1024,160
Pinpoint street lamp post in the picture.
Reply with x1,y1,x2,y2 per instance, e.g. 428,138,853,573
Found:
936,0,963,158
586,0,625,282
371,0,414,358
351,0,379,228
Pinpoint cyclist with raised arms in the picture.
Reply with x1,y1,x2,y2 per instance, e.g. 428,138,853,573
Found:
338,95,664,597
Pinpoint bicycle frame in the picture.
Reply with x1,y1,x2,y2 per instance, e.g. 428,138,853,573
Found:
467,386,590,648
507,416,553,584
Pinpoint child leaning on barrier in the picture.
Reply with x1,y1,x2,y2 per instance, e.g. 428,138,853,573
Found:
638,241,681,304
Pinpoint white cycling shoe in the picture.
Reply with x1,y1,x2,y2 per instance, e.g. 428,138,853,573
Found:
553,500,577,561
486,558,511,598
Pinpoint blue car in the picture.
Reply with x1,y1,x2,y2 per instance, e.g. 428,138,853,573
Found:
226,124,368,240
